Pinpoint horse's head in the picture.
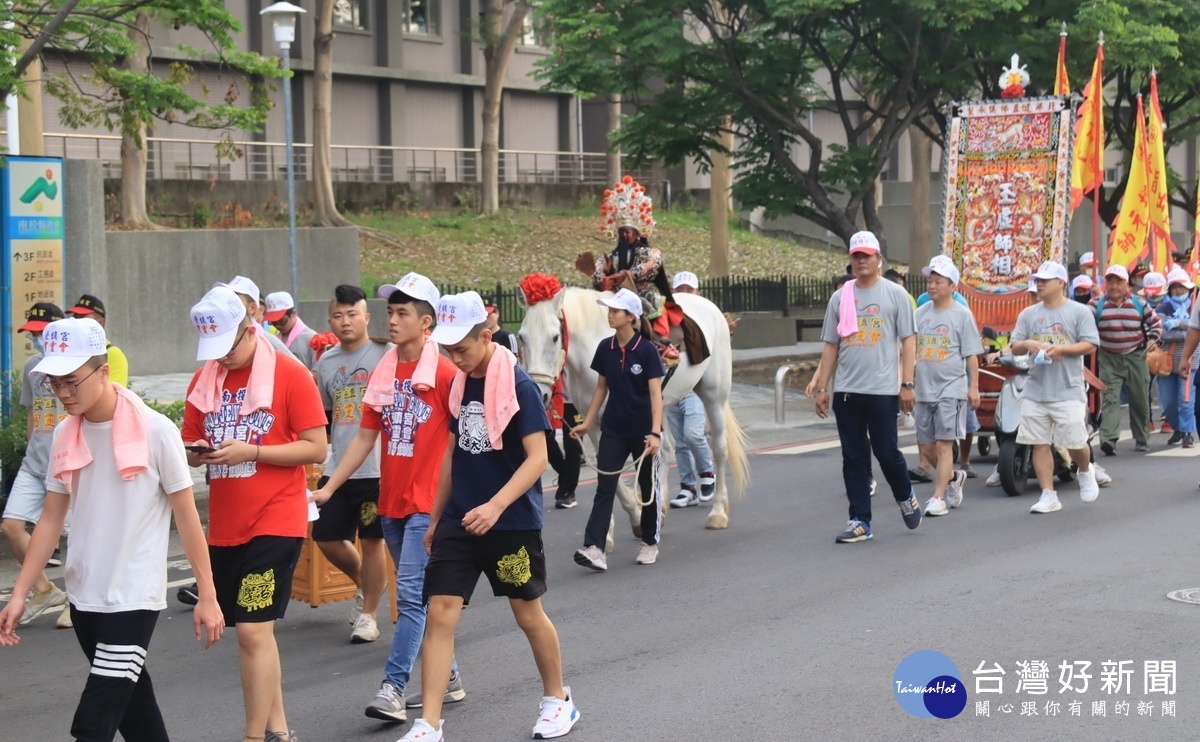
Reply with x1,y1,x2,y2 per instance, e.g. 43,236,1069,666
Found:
516,274,567,407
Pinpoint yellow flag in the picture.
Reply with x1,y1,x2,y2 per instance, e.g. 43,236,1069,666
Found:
1107,94,1150,270
1070,38,1104,210
1146,70,1176,271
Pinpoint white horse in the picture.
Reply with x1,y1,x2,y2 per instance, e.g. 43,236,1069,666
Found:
518,284,749,531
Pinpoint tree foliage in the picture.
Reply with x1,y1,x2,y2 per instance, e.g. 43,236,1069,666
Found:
539,0,1200,249
537,0,1022,249
2,0,283,162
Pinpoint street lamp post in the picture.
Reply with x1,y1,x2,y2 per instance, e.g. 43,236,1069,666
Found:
261,1,306,299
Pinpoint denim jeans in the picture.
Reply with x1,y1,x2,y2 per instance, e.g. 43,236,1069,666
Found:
832,392,913,525
666,393,713,487
1157,372,1198,433
380,514,456,690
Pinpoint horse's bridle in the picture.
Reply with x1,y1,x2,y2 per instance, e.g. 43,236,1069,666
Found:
527,309,569,392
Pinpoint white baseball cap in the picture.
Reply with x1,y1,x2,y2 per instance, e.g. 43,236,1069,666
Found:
1070,275,1094,292
378,272,441,307
32,318,108,376
921,255,960,285
1166,267,1196,290
1080,251,1097,267
1031,261,1069,283
1104,264,1130,281
429,291,489,345
672,271,699,290
214,275,261,304
264,291,295,322
191,286,249,361
1142,271,1167,295
849,231,880,255
596,288,643,317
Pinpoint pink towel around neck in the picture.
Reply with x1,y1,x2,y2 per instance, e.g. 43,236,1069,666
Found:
837,281,859,338
51,384,150,491
186,329,277,416
448,344,519,451
363,339,441,411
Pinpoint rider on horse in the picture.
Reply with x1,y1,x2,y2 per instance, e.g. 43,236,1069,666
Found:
577,175,681,360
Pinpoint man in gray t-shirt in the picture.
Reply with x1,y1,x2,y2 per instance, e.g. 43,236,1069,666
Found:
1009,261,1101,514
812,231,921,543
309,285,389,643
1,302,69,624
912,256,983,517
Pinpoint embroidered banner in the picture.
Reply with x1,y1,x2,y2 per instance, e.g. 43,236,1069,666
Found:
940,97,1074,331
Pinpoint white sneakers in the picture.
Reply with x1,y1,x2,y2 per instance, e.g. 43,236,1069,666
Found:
635,544,658,565
945,470,966,509
985,467,1002,487
573,546,607,572
1030,489,1062,514
351,613,380,644
1077,467,1099,503
402,687,580,741
1093,463,1111,486
350,588,364,624
398,718,444,741
532,687,580,739
669,488,699,508
925,497,948,517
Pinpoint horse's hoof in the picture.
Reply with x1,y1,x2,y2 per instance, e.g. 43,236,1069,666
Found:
631,525,643,538
705,514,729,530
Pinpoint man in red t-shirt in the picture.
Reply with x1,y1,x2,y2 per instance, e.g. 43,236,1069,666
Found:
182,286,327,742
312,272,466,724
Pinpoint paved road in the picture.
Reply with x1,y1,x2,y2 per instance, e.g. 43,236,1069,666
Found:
3,424,1199,741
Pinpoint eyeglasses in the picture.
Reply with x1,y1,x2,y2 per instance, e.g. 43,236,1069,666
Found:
49,365,103,395
220,327,249,361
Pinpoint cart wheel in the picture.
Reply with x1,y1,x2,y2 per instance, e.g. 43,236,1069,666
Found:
978,436,991,456
998,439,1029,497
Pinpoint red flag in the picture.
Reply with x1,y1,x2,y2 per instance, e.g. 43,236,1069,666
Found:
1055,23,1070,95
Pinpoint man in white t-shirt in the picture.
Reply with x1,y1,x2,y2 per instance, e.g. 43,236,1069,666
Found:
0,317,223,741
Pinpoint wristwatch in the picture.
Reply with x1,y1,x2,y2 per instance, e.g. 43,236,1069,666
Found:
902,382,915,390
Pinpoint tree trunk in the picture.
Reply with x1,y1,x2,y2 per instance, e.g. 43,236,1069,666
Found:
908,126,933,270
709,122,733,277
119,13,162,229
480,0,530,215
311,1,351,226
17,40,45,156
606,94,622,184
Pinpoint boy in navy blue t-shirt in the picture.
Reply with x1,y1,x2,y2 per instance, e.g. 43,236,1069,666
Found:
571,288,666,570
403,291,578,742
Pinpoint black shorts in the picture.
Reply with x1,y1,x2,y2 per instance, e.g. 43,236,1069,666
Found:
424,522,547,605
311,476,383,542
210,536,304,626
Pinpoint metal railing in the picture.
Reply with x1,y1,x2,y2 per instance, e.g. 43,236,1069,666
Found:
38,132,660,185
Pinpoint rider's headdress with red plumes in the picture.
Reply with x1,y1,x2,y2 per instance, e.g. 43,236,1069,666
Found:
599,175,654,240
518,273,563,307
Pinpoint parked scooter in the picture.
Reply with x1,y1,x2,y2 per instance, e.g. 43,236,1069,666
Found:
993,353,1076,497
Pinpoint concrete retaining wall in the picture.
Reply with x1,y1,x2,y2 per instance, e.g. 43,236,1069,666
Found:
65,160,362,375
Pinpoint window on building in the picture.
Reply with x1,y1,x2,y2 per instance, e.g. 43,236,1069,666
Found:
333,0,367,30
406,0,441,36
520,9,550,48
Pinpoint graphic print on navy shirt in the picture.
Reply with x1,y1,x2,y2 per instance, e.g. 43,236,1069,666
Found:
383,378,433,458
203,387,276,480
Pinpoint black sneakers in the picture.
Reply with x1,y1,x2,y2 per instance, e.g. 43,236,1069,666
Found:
177,583,199,606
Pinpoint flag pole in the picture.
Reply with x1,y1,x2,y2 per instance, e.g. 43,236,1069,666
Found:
1093,31,1105,283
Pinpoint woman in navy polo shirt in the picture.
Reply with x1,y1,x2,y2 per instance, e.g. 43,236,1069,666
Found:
571,289,665,570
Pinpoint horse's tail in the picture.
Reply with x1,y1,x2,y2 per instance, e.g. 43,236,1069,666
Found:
724,401,750,499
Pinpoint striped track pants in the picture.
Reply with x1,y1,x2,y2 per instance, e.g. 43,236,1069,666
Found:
70,606,169,742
